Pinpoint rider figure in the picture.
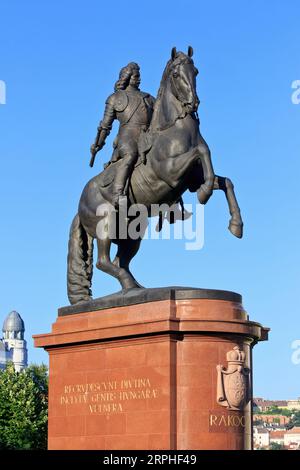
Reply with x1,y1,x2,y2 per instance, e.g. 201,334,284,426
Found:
90,62,155,208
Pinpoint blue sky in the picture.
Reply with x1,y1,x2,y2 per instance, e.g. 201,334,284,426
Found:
0,0,299,399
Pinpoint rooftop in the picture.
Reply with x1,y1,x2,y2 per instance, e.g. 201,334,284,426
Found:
2,311,25,333
286,427,300,435
270,431,285,438
253,398,288,407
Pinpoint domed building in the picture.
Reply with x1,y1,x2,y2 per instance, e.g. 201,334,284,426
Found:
0,311,28,372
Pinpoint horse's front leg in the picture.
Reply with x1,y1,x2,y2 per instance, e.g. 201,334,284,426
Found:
154,147,200,188
197,142,215,205
213,175,243,238
161,140,214,204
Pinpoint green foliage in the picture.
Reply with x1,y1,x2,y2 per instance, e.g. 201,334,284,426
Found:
253,419,264,426
287,410,300,429
0,363,48,450
269,442,284,450
256,406,293,417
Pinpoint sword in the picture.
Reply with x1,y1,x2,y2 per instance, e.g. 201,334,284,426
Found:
89,145,98,168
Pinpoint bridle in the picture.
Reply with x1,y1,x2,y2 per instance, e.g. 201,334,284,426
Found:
170,59,194,105
156,58,198,132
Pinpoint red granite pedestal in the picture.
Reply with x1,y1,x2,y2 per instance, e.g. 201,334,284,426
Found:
33,288,268,450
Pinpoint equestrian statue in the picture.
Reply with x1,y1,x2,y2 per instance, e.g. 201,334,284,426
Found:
67,47,243,305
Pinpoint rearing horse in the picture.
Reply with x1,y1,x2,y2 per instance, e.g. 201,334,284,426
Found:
67,47,243,305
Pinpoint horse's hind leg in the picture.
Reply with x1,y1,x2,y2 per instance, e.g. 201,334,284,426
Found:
96,237,140,290
214,175,243,238
113,238,144,288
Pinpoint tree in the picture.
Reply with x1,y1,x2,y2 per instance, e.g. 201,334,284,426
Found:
287,410,300,429
253,419,264,426
269,442,284,450
0,363,48,449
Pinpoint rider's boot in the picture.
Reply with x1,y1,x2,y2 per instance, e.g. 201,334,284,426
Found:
111,154,136,210
111,185,125,210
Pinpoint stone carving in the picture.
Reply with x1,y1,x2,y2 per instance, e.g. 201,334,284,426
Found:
216,346,250,410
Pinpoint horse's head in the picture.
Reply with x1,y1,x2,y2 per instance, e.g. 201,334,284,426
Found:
168,46,200,113
150,46,200,132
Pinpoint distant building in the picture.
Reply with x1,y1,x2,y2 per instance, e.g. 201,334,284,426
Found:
253,414,291,427
0,311,28,372
284,427,300,449
253,427,269,449
253,397,288,411
287,399,300,410
269,430,285,446
253,426,300,450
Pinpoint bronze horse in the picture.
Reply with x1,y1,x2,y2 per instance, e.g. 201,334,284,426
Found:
67,48,243,305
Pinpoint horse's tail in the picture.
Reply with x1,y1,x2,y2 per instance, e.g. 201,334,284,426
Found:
67,214,94,305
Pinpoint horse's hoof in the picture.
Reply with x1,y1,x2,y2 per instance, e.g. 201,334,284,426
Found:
71,296,93,306
130,280,144,289
121,277,144,290
122,283,144,291
133,281,144,289
197,186,213,205
229,222,243,239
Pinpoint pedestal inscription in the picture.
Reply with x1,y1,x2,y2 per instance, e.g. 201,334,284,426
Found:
59,378,160,414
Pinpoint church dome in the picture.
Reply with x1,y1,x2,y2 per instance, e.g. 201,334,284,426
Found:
2,311,25,333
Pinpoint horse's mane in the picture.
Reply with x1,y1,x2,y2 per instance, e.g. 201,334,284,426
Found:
149,52,193,132
148,59,173,132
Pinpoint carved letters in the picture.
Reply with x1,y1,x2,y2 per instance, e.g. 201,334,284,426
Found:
59,377,159,414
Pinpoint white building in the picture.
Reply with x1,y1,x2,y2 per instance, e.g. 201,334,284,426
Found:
287,399,300,410
253,427,270,449
269,430,285,446
0,311,28,372
284,427,300,448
